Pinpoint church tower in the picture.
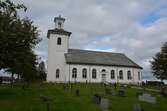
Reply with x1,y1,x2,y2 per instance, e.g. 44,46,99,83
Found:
47,15,71,82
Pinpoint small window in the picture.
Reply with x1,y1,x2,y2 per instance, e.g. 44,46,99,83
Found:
138,72,140,80
92,69,96,79
72,68,77,78
56,69,60,78
82,68,87,79
58,22,62,28
102,69,106,72
127,70,131,80
111,70,115,79
119,70,123,80
57,37,61,45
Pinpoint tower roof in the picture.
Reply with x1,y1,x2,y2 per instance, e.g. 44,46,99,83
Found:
54,15,65,22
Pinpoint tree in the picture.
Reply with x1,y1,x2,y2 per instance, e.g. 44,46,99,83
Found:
38,61,46,81
0,0,41,84
151,42,167,81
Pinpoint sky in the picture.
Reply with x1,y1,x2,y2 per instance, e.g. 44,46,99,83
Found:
6,0,167,80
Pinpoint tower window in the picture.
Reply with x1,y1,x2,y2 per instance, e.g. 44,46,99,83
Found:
92,69,96,79
58,22,62,29
56,69,60,78
57,37,61,45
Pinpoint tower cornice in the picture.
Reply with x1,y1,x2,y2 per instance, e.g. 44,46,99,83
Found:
47,28,72,38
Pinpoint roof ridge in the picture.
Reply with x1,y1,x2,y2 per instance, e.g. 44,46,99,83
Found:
69,48,124,55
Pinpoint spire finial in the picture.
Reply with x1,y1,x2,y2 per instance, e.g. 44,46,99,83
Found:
54,15,65,29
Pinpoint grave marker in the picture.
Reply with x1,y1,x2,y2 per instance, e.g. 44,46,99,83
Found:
139,93,156,104
100,98,109,111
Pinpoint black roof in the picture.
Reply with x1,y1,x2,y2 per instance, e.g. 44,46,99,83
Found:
47,28,72,38
65,49,142,69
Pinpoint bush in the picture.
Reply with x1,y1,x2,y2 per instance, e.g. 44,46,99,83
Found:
146,81,164,86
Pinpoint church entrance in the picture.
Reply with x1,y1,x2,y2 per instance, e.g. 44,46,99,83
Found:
101,74,106,83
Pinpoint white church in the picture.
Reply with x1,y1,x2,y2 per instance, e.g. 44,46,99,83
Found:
47,16,143,84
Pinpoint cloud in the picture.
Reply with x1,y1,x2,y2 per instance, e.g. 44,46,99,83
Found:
13,0,167,80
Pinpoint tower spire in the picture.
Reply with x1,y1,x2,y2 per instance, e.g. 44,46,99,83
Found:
54,15,65,29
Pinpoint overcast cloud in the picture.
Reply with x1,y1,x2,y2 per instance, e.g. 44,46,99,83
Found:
12,0,167,80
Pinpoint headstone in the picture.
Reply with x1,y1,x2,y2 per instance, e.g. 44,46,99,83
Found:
136,92,143,97
40,95,51,111
92,94,101,104
111,91,117,96
133,104,144,111
75,89,80,96
118,89,125,96
100,98,109,111
139,93,156,104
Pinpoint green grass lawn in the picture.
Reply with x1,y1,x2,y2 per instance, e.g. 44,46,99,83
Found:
0,83,167,111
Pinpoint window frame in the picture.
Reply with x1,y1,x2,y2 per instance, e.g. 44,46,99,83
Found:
92,69,96,79
119,70,123,80
127,70,131,80
56,69,60,78
111,70,115,79
57,37,61,45
72,68,77,78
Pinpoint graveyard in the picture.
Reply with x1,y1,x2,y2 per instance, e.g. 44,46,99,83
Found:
0,83,167,111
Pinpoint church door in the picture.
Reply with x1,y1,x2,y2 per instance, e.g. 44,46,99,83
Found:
101,74,106,83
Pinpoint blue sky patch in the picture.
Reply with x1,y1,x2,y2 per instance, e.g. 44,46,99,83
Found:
140,12,160,27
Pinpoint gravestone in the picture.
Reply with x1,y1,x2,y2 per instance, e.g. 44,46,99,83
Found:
118,89,125,96
133,104,144,111
40,95,51,111
100,98,109,111
92,94,101,104
111,90,117,96
139,93,156,104
136,92,143,98
75,89,80,96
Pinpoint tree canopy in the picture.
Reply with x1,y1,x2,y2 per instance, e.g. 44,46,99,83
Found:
0,0,41,82
151,42,167,81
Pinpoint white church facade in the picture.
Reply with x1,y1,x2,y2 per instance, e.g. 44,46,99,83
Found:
47,16,143,84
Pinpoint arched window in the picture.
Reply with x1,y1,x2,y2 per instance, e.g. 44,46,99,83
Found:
72,68,77,78
56,69,60,78
119,70,123,80
57,37,61,45
82,68,87,79
92,69,96,79
102,69,106,72
111,70,115,79
138,72,140,80
127,70,131,80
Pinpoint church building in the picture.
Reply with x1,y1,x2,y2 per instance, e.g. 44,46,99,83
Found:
47,16,142,84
